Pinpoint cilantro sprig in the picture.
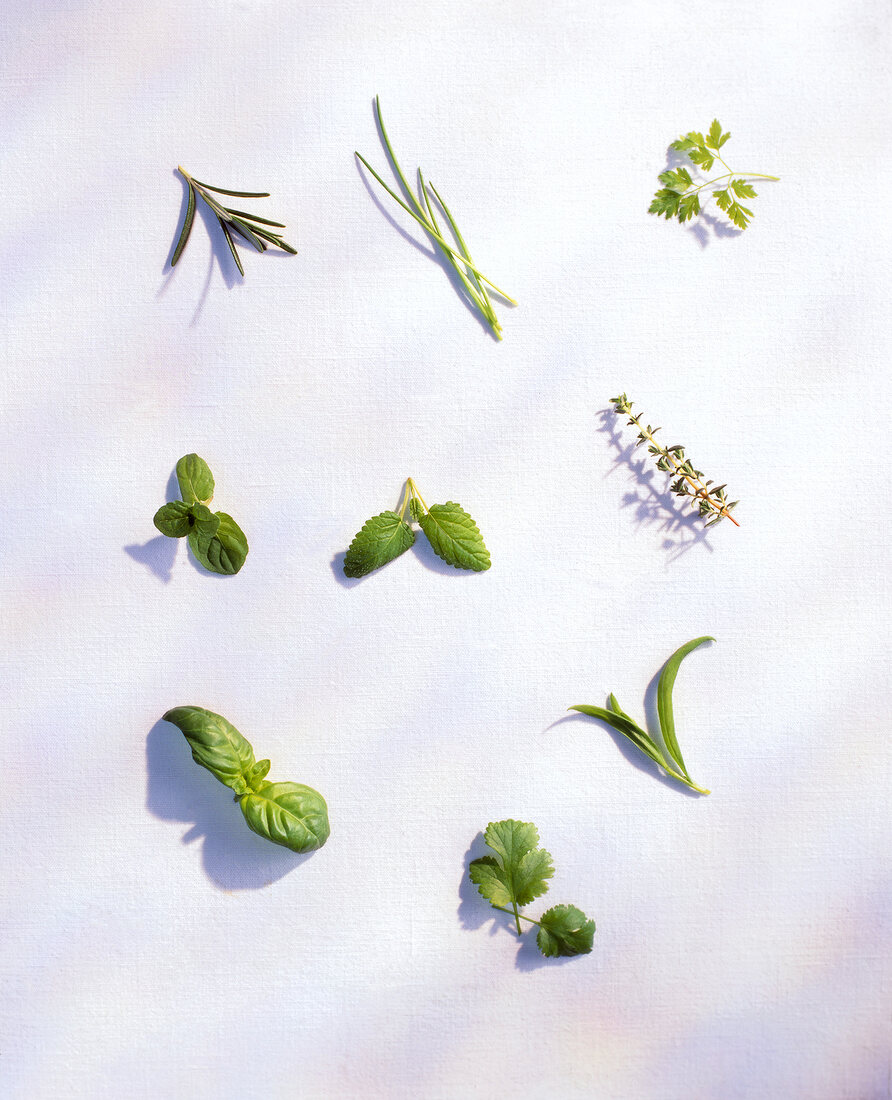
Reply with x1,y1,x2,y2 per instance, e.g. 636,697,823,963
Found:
469,820,595,958
649,119,778,230
343,478,490,577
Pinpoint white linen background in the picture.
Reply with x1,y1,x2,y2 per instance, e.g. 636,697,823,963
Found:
1,1,889,1097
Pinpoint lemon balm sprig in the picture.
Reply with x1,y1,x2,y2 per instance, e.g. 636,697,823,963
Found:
355,97,515,340
649,120,778,230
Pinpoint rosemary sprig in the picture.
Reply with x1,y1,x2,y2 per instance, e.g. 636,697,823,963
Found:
609,394,739,528
355,96,515,340
171,167,296,276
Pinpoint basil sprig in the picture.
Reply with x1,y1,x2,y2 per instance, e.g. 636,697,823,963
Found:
344,478,490,577
163,706,330,853
153,454,249,575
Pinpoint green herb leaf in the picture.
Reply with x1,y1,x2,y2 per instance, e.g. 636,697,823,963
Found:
343,510,415,578
163,706,256,796
176,453,214,505
657,635,714,779
188,512,249,575
470,819,554,909
153,500,193,538
568,705,667,770
170,182,196,268
187,502,221,555
239,781,330,853
417,502,491,572
536,905,596,957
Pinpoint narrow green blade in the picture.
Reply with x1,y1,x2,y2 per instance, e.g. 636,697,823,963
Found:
656,636,714,777
190,178,270,198
568,705,667,770
171,182,196,267
219,220,245,276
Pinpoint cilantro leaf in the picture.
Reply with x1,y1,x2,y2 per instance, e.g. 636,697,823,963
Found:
536,905,596,958
343,510,415,578
417,502,491,572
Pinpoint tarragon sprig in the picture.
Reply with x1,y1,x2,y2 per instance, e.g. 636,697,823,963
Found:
355,96,515,340
649,119,778,230
171,167,296,276
609,394,739,528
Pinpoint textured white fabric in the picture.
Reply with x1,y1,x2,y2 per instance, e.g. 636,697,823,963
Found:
1,1,890,1097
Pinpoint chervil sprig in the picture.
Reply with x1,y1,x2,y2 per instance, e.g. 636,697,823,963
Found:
609,394,739,528
171,167,296,276
649,119,778,230
355,96,515,340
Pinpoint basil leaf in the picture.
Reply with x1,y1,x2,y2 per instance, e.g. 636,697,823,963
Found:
239,781,330,853
417,501,491,572
163,706,256,796
153,500,192,538
536,905,596,958
188,511,249,575
656,636,714,779
343,510,415,578
176,453,215,505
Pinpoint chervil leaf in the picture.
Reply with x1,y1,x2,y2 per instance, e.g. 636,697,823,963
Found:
678,192,701,223
176,453,214,505
536,905,596,958
658,167,693,192
687,146,715,172
727,201,753,229
343,510,415,578
706,119,724,150
649,189,681,219
731,179,757,198
153,500,192,538
714,189,732,212
417,502,490,572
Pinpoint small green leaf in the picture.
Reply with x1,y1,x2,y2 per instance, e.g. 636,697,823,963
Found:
343,510,415,578
656,635,714,778
536,904,596,957
176,454,215,505
706,119,724,150
188,502,221,555
649,189,681,219
171,181,196,267
417,501,490,572
473,819,554,908
239,781,330,852
188,512,249,575
219,220,245,276
731,179,757,198
569,704,667,770
153,500,192,538
247,759,271,788
714,189,731,212
163,706,256,795
190,178,271,198
409,497,424,523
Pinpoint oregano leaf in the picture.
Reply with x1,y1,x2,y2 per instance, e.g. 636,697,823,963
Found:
176,453,214,505
417,501,490,572
153,500,192,538
188,512,249,575
343,510,415,578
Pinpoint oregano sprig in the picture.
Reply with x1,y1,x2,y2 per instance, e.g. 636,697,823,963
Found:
569,636,714,795
153,454,249,574
343,478,490,577
609,394,739,528
469,820,595,958
649,119,778,230
171,167,296,276
355,96,515,340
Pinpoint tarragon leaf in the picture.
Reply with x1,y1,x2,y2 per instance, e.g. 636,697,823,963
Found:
470,819,554,908
189,512,248,575
343,510,415,578
536,904,596,958
176,453,214,505
163,706,256,795
568,704,667,770
239,781,330,853
153,500,192,538
657,636,713,779
417,501,490,572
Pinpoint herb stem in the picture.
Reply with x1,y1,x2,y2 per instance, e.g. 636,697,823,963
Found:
406,478,429,513
493,905,540,930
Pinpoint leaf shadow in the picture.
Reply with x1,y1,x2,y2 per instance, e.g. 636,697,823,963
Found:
355,98,502,341
655,144,743,248
596,407,714,563
146,720,315,890
124,469,182,582
548,713,701,798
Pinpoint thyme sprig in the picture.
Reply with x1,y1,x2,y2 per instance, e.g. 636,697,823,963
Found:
171,167,296,276
355,96,515,340
609,394,739,528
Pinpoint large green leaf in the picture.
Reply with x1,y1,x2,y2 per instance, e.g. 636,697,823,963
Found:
343,510,415,578
188,512,248,575
470,819,554,908
163,706,256,795
176,453,215,505
536,904,596,957
239,781,330,852
417,501,490,572
153,500,192,538
656,636,713,778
